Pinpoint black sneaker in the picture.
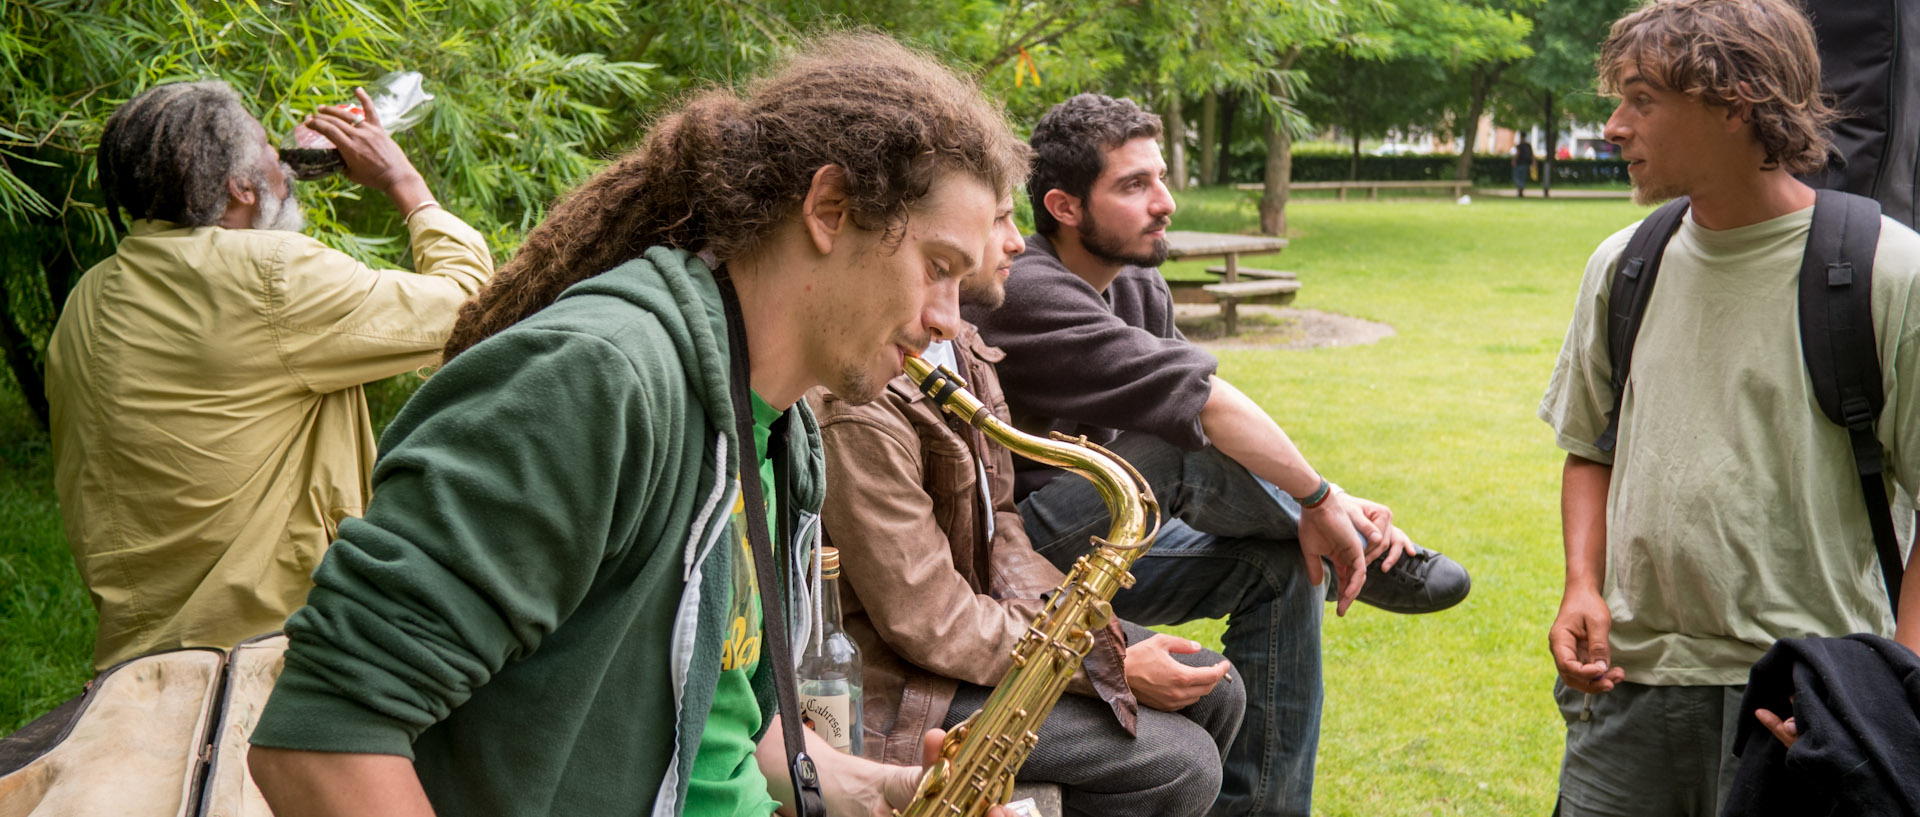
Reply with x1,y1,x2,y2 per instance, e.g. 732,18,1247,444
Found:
1324,548,1471,614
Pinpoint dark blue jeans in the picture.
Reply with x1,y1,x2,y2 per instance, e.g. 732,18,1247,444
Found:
1017,431,1322,817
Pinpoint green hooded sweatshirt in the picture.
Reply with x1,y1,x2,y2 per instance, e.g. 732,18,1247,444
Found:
250,247,826,816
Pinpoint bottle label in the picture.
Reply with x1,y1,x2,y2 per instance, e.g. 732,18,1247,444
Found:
800,693,853,751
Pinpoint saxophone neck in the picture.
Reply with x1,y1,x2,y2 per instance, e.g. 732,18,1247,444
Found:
903,355,1154,547
904,355,987,426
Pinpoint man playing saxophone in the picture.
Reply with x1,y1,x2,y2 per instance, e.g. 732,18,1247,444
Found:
807,197,1243,817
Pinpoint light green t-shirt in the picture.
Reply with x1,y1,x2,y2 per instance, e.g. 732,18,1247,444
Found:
1540,205,1920,685
684,392,783,816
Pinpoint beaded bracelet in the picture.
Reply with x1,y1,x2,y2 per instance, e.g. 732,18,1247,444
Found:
1295,478,1333,509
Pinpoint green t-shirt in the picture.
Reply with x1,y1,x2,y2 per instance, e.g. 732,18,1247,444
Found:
1540,206,1920,685
684,392,783,815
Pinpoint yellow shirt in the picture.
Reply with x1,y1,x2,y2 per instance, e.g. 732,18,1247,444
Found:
46,208,494,668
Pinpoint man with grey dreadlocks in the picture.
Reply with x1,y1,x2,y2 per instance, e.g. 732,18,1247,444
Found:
45,80,493,671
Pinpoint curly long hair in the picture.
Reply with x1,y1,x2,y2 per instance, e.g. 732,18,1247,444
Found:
442,33,1031,361
1599,0,1836,174
97,81,266,230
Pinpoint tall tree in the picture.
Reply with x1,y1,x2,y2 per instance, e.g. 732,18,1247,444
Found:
1428,1,1537,181
1492,0,1638,194
1297,53,1449,179
1199,90,1221,185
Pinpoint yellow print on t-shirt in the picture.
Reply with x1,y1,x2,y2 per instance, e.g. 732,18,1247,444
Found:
720,485,762,671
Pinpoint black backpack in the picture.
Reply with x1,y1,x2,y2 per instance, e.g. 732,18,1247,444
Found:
1595,189,1907,611
1798,0,1920,231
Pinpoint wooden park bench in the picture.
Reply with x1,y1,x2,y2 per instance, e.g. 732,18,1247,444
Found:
1206,265,1297,281
1237,179,1473,201
1202,279,1301,336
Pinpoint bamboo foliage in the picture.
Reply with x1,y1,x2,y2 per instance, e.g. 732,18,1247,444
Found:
0,0,655,427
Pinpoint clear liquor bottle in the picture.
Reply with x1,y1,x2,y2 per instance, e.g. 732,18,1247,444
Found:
797,546,863,754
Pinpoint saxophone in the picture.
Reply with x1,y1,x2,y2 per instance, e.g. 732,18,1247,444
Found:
898,356,1161,817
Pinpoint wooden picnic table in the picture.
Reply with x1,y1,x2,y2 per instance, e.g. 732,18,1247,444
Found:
1163,231,1295,336
1164,231,1289,281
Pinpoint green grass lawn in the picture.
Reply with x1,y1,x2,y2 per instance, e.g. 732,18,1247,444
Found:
0,188,1653,815
0,382,93,732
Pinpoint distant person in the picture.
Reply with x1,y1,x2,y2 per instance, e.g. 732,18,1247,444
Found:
46,80,493,669
1557,144,1573,161
1540,0,1920,814
1513,138,1535,197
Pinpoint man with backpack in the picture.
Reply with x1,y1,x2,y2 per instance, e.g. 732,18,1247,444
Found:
1539,0,1920,813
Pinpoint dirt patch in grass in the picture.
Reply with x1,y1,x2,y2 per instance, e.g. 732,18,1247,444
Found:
1174,304,1396,349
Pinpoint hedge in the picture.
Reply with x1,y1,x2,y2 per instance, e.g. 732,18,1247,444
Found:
1221,153,1630,186
1287,154,1629,185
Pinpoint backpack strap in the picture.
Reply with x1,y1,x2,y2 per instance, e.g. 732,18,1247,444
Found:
1798,189,1905,613
1596,197,1692,453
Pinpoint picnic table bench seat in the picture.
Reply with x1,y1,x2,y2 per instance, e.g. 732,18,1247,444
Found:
1200,279,1300,335
1205,265,1297,280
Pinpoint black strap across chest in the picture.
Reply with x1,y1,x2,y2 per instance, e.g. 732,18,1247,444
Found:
715,271,825,817
1596,190,1906,613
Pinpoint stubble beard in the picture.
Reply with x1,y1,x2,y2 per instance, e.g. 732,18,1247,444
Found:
832,364,882,405
1630,180,1683,207
960,271,1007,310
1627,163,1684,208
1081,209,1170,268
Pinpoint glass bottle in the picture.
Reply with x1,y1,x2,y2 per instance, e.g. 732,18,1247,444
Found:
280,71,437,180
797,547,863,754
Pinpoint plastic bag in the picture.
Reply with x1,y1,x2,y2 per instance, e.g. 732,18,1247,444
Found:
279,71,435,180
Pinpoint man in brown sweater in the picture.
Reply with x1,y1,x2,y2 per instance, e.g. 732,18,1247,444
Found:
968,93,1470,817
810,198,1243,817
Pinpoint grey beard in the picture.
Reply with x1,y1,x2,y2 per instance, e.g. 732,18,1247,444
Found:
252,163,307,232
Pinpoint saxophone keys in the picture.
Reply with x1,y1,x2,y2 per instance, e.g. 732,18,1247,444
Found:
1087,599,1114,626
924,759,950,793
1061,628,1093,655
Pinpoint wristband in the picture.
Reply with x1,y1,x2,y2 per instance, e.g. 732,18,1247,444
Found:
403,199,440,225
1294,478,1333,509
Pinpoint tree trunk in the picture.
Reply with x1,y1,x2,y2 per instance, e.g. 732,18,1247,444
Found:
0,275,50,431
1453,61,1510,182
1165,92,1189,190
1216,90,1239,185
1260,117,1292,236
1199,90,1219,187
1541,90,1556,198
1350,130,1362,180
1259,58,1298,237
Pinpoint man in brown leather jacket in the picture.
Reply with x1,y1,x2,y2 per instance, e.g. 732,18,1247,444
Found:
807,199,1244,817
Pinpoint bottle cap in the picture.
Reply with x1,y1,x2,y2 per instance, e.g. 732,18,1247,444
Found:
820,546,840,575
